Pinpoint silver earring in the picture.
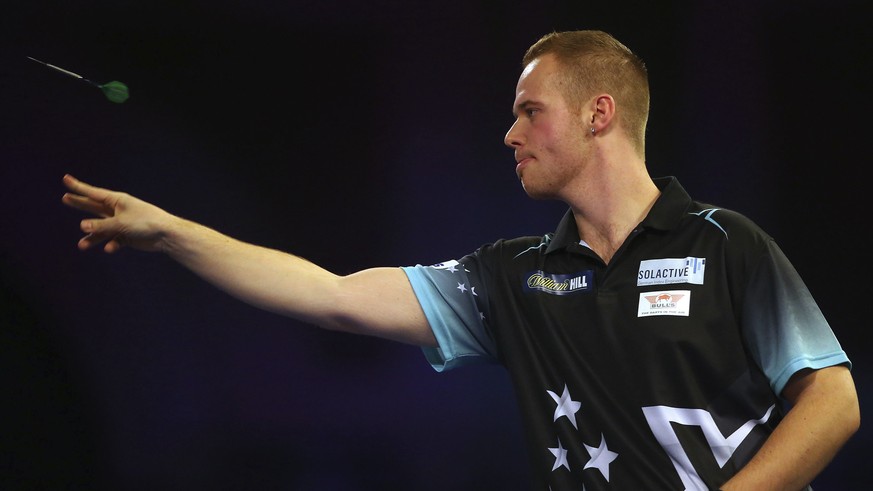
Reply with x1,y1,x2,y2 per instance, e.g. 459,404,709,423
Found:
590,127,596,135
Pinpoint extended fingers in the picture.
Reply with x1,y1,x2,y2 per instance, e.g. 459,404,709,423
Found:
62,192,113,217
63,174,115,203
64,175,126,253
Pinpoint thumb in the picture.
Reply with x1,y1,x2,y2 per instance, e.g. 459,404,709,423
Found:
78,217,120,251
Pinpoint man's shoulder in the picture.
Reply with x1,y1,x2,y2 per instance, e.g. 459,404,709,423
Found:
675,202,777,272
487,233,553,250
469,233,554,261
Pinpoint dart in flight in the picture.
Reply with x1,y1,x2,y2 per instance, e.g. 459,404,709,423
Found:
27,56,129,103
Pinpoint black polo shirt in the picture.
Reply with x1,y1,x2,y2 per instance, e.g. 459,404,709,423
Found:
403,176,849,490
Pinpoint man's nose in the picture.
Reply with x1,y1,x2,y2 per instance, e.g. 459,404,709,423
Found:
504,120,523,148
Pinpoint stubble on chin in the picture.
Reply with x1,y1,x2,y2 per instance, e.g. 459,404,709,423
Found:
518,177,553,201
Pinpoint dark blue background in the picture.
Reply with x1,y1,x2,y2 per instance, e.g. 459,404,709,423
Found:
2,1,869,489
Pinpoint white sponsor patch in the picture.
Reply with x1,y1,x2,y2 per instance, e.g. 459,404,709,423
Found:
638,290,691,317
637,257,706,286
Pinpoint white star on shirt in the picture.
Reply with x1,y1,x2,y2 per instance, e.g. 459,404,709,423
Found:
583,434,618,482
456,282,467,293
447,264,458,273
547,384,582,429
548,438,570,471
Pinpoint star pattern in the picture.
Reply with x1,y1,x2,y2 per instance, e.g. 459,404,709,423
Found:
547,384,582,429
583,434,619,482
430,259,621,486
548,438,570,471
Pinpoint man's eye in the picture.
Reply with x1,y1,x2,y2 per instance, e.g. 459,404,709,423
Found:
526,108,538,117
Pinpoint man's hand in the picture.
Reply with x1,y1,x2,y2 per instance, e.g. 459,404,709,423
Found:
62,174,176,253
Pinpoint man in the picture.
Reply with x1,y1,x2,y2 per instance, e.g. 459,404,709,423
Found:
62,30,858,490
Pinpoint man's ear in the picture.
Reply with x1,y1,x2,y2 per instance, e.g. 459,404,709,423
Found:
589,94,616,134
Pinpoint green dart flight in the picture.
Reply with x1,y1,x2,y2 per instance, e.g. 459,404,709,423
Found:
27,56,129,103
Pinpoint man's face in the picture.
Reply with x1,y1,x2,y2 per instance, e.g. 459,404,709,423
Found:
504,54,588,200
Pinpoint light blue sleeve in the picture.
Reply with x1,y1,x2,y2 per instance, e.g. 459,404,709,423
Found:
402,262,499,372
743,240,851,395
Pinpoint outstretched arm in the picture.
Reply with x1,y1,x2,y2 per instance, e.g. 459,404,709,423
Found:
720,365,859,490
61,174,437,347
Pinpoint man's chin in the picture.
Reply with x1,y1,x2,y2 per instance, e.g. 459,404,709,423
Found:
520,181,553,201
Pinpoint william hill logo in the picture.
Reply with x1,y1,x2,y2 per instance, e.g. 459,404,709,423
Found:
524,270,593,296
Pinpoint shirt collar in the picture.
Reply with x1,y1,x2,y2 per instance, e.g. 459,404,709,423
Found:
545,176,692,254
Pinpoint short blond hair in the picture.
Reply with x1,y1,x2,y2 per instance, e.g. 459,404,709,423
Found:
523,30,650,155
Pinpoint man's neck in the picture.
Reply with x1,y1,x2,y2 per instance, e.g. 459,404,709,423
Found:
565,159,659,264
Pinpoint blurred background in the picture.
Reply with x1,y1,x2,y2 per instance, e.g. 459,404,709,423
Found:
1,0,869,489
